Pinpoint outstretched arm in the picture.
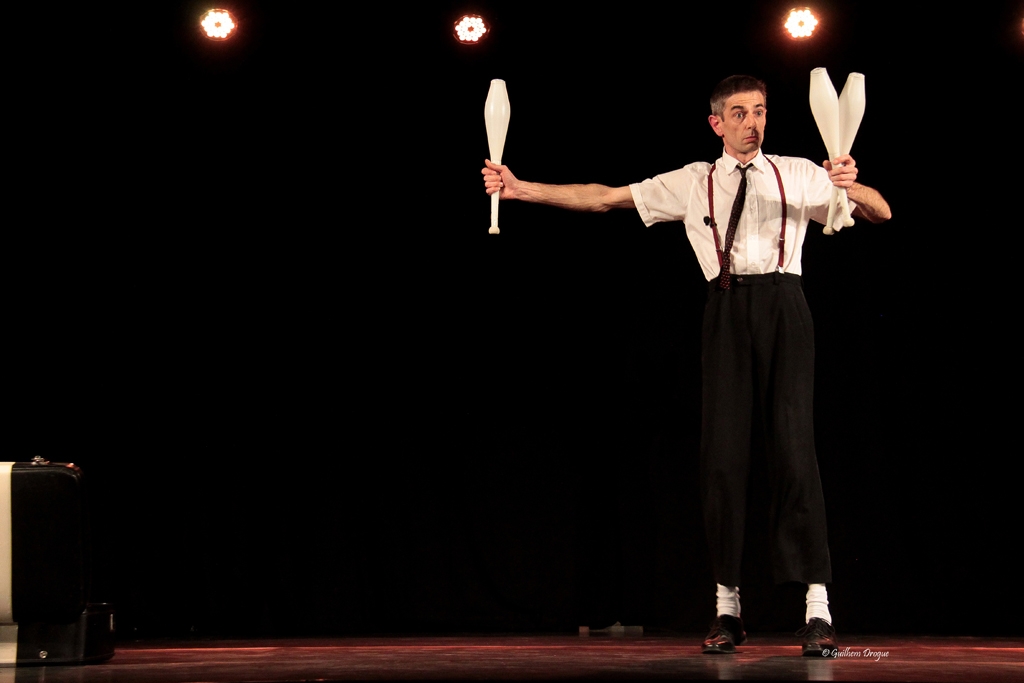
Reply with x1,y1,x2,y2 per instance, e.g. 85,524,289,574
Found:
482,159,635,213
824,155,892,223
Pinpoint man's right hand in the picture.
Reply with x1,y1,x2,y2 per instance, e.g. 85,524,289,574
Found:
482,159,518,200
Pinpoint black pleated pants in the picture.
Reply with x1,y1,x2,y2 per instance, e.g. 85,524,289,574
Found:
700,272,831,587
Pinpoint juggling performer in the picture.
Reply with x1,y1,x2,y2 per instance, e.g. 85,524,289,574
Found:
481,74,891,656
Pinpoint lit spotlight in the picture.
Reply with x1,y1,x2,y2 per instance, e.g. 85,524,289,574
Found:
785,8,818,39
201,9,237,41
454,15,488,44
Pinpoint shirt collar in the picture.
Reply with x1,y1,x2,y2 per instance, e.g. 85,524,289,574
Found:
719,148,766,175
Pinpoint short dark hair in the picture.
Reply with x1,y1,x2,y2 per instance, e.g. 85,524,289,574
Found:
710,75,767,117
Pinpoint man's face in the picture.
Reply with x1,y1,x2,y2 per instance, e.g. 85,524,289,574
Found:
708,91,766,160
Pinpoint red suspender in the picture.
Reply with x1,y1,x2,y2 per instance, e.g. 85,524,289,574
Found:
766,158,788,272
706,163,723,268
707,158,788,274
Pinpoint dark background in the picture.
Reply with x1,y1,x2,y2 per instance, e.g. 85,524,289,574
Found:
9,1,1022,638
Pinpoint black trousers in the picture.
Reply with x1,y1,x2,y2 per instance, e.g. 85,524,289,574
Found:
700,272,831,587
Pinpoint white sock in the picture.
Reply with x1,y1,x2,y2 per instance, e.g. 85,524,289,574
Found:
716,584,741,618
805,583,832,624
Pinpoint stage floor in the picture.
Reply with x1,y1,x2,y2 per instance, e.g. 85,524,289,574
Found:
3,633,1021,682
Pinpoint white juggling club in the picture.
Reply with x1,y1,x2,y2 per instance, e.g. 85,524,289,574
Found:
837,73,866,227
809,68,842,235
484,79,510,235
810,68,867,234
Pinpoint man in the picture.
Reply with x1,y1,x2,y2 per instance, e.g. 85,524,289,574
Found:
482,75,891,655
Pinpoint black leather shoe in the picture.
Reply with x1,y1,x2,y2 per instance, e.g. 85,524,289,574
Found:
702,615,747,654
796,617,837,657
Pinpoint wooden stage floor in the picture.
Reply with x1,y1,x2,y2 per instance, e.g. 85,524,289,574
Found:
2,633,1021,682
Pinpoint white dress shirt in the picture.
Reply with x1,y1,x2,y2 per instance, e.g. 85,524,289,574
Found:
629,150,851,281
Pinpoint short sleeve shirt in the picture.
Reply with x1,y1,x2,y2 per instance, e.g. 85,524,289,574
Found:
629,150,846,280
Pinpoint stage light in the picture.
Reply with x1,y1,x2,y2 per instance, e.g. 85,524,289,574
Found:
201,9,237,41
454,15,488,44
784,8,818,39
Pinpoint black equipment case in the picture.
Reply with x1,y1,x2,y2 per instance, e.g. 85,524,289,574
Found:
4,457,114,665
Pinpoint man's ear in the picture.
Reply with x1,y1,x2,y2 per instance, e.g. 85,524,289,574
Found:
708,114,724,138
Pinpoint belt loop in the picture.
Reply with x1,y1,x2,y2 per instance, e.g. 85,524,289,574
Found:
772,271,780,285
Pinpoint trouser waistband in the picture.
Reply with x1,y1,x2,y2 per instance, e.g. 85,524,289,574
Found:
708,272,802,292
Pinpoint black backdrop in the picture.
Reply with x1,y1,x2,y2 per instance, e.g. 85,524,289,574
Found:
9,1,1022,638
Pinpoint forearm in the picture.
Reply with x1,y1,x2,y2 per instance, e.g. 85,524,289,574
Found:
514,181,635,213
848,182,892,223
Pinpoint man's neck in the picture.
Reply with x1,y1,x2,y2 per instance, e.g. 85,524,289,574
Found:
726,149,760,165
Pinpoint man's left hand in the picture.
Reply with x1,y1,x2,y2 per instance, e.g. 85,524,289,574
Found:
823,155,858,188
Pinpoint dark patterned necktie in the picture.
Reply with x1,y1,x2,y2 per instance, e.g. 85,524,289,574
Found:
719,164,751,290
